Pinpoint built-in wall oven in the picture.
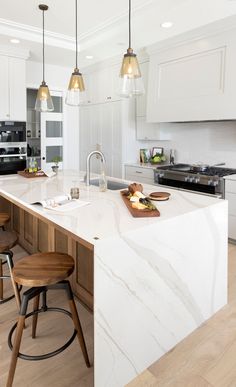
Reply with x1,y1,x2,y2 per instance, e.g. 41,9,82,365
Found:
0,122,27,174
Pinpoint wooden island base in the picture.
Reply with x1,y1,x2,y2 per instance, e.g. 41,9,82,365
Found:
0,196,94,312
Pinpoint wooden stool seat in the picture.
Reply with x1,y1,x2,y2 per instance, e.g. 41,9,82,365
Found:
0,231,18,253
7,251,90,387
0,213,10,227
13,252,74,287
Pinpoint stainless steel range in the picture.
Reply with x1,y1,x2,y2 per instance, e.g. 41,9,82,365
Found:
154,164,236,198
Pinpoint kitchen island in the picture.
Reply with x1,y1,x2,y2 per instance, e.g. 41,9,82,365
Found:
0,171,228,387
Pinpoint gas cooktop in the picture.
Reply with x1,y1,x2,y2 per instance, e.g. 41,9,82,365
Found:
156,164,236,177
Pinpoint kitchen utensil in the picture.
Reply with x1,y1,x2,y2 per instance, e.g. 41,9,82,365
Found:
191,162,226,173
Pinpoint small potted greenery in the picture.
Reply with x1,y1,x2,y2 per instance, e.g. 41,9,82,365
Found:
51,156,62,174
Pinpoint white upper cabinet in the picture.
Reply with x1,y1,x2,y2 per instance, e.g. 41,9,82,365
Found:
136,61,170,140
82,64,121,105
136,61,149,117
147,28,236,122
0,55,26,122
0,56,9,120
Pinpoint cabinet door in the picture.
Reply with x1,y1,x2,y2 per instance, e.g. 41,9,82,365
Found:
79,105,91,171
40,112,63,171
112,101,122,178
9,57,26,121
136,116,170,141
100,103,113,176
147,30,236,122
90,105,102,173
111,64,122,102
0,55,9,120
136,61,149,117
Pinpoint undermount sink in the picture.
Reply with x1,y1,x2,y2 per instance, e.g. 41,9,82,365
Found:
89,179,127,190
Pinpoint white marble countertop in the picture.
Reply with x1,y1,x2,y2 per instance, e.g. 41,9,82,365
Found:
224,174,236,180
0,170,223,245
0,170,227,387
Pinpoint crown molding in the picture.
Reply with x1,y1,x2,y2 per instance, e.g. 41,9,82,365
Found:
0,43,30,59
0,0,153,53
78,0,153,43
0,18,75,51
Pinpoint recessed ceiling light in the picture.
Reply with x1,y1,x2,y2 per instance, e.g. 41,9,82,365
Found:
86,55,93,59
10,38,20,44
160,22,173,29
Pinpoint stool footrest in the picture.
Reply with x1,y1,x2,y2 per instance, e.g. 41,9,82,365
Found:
8,306,77,361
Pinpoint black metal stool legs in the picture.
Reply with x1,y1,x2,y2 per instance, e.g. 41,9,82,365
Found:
0,251,21,306
64,281,91,368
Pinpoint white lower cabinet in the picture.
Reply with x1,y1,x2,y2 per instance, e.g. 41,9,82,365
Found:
125,165,155,184
225,179,236,240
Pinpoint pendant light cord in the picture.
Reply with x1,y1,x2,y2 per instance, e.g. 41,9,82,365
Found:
129,0,131,49
76,0,78,69
42,8,45,83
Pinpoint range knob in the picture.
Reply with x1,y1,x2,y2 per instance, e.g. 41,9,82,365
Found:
184,176,190,182
194,177,200,183
208,179,213,186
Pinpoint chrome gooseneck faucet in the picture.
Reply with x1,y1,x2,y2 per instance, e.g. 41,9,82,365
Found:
85,150,106,186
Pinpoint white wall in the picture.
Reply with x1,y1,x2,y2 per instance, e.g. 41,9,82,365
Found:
136,121,236,167
26,60,80,171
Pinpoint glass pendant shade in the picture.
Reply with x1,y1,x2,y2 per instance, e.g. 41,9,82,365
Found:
35,81,54,112
118,48,145,97
120,49,141,78
65,0,85,106
65,68,85,106
35,5,54,112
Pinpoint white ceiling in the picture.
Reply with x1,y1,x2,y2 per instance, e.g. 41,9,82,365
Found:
0,0,236,68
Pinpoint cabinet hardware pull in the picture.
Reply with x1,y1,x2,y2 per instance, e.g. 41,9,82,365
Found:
135,171,142,174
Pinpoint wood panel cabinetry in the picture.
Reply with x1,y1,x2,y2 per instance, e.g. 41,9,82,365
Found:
0,197,93,311
0,55,26,121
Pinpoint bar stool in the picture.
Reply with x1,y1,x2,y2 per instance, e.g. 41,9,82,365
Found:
0,230,20,306
6,252,91,387
0,212,10,230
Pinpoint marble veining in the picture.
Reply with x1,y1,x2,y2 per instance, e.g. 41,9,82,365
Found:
0,170,228,387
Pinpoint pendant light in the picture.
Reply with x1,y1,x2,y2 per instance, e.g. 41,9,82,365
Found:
118,0,144,98
35,4,54,112
65,0,85,106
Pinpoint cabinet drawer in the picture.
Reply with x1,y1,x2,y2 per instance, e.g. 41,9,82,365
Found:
229,215,236,240
225,192,236,215
225,179,236,194
125,166,154,179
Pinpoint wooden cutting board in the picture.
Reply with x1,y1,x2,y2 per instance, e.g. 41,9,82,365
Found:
17,170,46,178
120,190,160,218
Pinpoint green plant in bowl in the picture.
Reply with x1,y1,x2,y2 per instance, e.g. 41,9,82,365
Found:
51,156,62,174
150,153,166,164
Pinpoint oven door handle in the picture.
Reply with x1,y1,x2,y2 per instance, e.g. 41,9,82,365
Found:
154,183,223,199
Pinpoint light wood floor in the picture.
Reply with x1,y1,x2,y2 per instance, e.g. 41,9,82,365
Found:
127,243,236,387
0,245,94,387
